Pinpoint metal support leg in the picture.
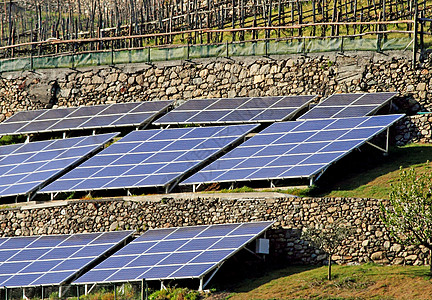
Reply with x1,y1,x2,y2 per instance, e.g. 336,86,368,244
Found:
76,286,79,299
22,288,26,300
25,135,30,144
193,184,196,193
59,286,62,298
199,278,204,292
41,286,44,300
63,132,66,139
84,284,88,295
270,180,275,188
309,177,314,186
114,284,117,300
385,127,390,153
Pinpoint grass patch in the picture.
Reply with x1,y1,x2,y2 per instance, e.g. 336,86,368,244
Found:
315,143,432,199
219,186,257,193
222,264,432,300
0,135,26,145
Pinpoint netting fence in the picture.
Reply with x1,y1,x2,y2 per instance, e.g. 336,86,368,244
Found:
0,36,414,73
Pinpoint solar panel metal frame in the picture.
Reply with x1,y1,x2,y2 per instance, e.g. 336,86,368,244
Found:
0,231,135,288
39,124,258,195
0,101,173,137
181,114,405,186
153,96,317,125
0,133,119,199
72,221,274,285
297,92,397,120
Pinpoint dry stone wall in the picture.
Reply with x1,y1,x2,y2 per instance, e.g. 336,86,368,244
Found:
0,196,428,266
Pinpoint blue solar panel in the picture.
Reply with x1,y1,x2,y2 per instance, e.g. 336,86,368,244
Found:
182,114,405,185
0,133,118,198
298,92,397,120
154,96,316,125
40,124,257,194
0,101,172,136
74,221,273,284
0,231,133,288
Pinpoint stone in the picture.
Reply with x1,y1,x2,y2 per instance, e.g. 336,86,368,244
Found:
417,82,427,91
371,251,385,261
118,73,128,82
166,86,178,95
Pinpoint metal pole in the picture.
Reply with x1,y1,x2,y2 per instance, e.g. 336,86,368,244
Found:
114,284,117,300
141,279,145,300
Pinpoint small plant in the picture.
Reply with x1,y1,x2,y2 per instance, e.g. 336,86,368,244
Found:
220,186,256,193
149,287,200,300
302,220,352,280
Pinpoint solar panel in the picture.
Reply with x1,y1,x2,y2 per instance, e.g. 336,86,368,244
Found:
0,231,133,288
181,114,405,185
153,96,316,125
0,133,118,198
39,124,258,194
0,101,172,136
73,221,273,284
298,92,397,120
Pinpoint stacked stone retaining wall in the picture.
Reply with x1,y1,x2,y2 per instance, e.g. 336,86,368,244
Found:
0,196,428,266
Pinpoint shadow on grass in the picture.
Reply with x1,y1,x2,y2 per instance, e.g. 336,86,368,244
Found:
310,144,432,197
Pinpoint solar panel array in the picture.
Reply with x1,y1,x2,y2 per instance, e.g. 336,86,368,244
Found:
74,221,273,284
153,96,316,125
40,124,257,194
0,231,133,288
0,101,172,136
0,133,118,198
298,92,396,120
182,114,405,185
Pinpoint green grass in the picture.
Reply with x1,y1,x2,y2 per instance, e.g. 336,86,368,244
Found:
221,264,432,300
315,143,432,199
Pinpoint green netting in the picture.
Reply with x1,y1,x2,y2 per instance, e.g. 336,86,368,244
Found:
304,38,341,53
189,44,226,59
230,42,266,56
268,40,304,55
382,37,413,51
0,37,416,73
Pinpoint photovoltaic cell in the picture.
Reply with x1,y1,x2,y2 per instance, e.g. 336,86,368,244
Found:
0,101,172,136
0,231,133,288
74,221,273,284
298,92,397,120
181,114,405,185
153,96,316,125
40,124,257,194
0,133,118,198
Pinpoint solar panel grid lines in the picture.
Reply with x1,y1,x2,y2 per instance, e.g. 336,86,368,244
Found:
0,133,119,198
0,231,134,288
73,221,274,284
153,95,317,125
39,124,258,194
0,101,173,136
181,114,405,185
297,92,397,120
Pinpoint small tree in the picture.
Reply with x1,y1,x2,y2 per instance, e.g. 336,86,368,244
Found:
301,220,351,280
381,165,432,273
